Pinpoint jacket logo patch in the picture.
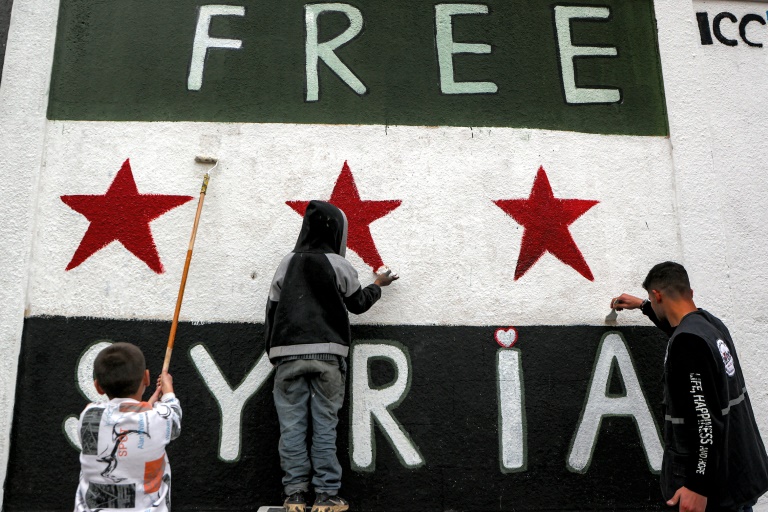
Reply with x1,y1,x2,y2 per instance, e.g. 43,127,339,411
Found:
717,339,736,377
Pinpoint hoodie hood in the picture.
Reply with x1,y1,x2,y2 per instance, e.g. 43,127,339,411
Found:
294,200,348,256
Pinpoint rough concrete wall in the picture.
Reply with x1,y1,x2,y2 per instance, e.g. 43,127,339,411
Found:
0,0,13,86
683,0,768,448
655,2,768,508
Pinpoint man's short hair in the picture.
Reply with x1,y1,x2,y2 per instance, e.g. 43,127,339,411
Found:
642,261,691,298
93,342,146,398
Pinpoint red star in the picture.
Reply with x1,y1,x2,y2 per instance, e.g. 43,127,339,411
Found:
61,159,193,273
494,166,598,281
287,161,401,270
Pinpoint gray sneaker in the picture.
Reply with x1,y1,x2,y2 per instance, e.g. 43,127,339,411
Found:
311,493,349,512
283,491,306,512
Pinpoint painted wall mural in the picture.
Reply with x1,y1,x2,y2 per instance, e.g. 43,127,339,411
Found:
61,159,193,273
46,0,668,135
6,318,669,511
2,130,679,510
287,161,401,271
494,166,598,281
696,9,768,47
10,0,768,510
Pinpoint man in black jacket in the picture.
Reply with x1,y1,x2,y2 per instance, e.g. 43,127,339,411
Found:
612,262,768,512
265,200,398,512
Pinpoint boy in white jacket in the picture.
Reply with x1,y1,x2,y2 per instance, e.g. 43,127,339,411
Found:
74,342,182,512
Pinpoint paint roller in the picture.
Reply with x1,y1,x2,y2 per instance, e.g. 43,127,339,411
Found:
162,155,219,373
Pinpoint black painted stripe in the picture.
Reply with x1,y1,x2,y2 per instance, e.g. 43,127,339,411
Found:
6,316,670,511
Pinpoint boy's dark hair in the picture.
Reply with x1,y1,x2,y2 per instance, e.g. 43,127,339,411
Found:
93,342,146,398
642,261,691,298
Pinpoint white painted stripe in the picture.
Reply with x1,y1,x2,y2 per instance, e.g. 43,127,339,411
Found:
25,122,678,326
0,0,62,507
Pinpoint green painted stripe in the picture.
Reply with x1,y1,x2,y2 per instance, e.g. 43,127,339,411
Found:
0,0,13,87
48,0,668,135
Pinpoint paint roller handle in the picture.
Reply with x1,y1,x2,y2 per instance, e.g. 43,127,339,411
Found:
164,175,209,372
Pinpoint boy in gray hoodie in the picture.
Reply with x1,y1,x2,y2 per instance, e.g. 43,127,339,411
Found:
265,200,397,512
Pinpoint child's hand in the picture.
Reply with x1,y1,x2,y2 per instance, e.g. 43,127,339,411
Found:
374,266,399,287
159,372,175,396
147,378,162,406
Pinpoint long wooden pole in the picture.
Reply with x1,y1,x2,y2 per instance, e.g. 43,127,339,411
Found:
163,173,210,373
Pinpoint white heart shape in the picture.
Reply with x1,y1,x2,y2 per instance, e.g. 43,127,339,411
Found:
495,327,518,348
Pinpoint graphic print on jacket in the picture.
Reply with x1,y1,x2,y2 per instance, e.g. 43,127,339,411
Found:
75,395,182,512
265,200,381,361
99,425,147,482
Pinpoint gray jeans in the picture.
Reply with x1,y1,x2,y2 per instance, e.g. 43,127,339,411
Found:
273,358,346,495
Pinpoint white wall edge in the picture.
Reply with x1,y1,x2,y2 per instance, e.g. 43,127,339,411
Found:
654,3,768,509
0,0,60,507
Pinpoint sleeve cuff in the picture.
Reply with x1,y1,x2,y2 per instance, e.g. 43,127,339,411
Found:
160,393,177,402
683,476,710,498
